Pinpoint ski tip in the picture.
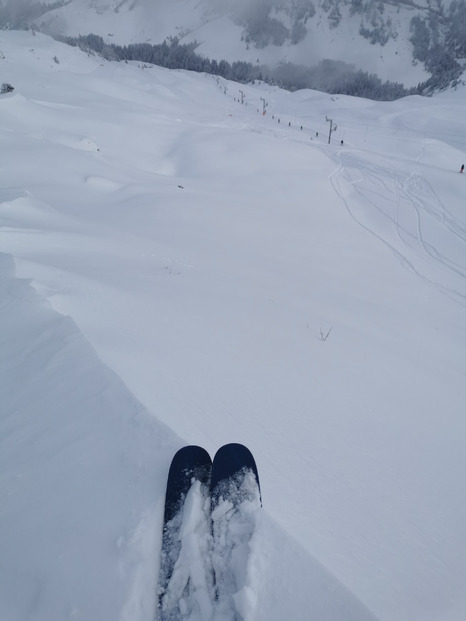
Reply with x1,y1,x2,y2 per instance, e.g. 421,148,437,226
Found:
212,443,261,505
213,443,257,465
172,444,211,460
163,445,212,523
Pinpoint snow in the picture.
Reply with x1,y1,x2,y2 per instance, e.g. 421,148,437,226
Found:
160,479,214,620
183,5,430,87
1,29,466,621
210,469,262,621
38,0,431,87
159,465,263,621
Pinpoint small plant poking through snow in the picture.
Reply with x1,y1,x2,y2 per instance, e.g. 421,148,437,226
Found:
320,327,333,341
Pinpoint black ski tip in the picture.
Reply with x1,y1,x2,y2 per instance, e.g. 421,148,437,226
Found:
211,443,261,504
168,445,211,477
163,445,212,524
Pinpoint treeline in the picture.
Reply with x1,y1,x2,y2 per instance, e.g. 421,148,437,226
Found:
63,34,420,101
409,0,466,92
267,60,416,100
62,34,266,82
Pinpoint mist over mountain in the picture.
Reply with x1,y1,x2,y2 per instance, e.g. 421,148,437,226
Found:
1,0,465,98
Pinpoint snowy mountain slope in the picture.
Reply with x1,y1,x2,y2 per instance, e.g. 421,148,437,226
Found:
0,251,176,621
179,0,432,86
1,29,466,621
0,0,440,86
0,251,378,621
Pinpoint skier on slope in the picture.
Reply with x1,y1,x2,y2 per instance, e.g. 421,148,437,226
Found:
461,164,464,173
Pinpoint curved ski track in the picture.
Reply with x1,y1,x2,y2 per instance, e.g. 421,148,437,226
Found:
327,148,466,307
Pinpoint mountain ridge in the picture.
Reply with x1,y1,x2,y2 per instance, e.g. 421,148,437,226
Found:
1,0,465,94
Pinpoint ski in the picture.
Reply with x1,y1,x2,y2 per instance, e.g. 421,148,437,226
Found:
157,443,262,620
211,443,261,507
157,445,213,621
210,443,262,620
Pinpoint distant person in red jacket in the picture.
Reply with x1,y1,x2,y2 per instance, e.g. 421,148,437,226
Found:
461,164,464,173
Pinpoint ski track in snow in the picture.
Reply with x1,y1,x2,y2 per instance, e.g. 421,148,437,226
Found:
222,83,466,309
327,148,466,306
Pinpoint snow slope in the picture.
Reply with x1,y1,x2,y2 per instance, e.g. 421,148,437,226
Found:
1,30,466,621
35,0,431,86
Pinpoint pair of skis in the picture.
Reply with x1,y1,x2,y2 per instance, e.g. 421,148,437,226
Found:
157,444,262,621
